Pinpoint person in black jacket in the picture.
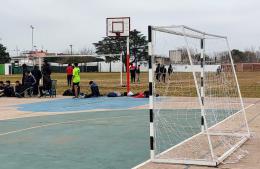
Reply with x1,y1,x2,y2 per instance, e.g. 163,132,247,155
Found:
17,71,36,97
136,65,141,83
155,64,161,82
168,64,173,77
22,64,28,85
85,81,100,98
161,65,167,83
3,81,15,97
31,65,42,95
42,60,51,76
39,75,52,97
15,81,22,93
42,60,52,88
24,71,36,86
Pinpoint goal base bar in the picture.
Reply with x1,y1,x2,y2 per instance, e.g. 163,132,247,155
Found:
217,136,249,164
207,132,250,137
152,159,218,167
152,136,249,167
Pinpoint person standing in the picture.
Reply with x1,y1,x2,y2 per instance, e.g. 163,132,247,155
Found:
155,63,161,82
168,64,173,77
161,65,167,83
136,65,141,83
72,63,80,98
21,64,28,85
130,63,136,83
31,65,42,95
66,63,73,87
42,60,52,86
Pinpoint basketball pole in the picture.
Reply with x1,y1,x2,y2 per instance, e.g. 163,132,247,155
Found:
120,51,123,86
126,36,130,93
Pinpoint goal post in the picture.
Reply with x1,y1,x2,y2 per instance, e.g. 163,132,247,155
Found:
148,25,250,166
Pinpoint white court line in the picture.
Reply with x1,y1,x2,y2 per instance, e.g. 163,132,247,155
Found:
0,106,146,121
0,114,147,137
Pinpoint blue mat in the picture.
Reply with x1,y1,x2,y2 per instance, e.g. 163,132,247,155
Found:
17,97,148,113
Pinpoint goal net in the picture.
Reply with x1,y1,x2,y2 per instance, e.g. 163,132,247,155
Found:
148,25,250,166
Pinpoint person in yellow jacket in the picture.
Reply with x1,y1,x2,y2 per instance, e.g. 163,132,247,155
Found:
72,63,80,98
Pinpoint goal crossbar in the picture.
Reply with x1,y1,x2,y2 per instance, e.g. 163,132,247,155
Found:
151,25,227,39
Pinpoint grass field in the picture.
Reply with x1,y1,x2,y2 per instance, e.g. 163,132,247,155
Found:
0,72,260,97
0,72,149,96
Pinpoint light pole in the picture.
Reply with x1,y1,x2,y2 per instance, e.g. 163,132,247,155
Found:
258,47,260,62
30,25,34,51
69,44,73,55
15,46,20,56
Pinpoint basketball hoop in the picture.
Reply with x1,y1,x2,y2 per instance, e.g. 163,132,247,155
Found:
115,32,121,37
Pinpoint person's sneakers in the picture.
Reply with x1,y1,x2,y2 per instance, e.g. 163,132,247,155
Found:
15,92,22,98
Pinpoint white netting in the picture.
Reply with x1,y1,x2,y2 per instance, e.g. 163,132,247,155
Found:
151,26,250,165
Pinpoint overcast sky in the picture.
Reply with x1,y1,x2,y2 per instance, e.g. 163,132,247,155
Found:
0,0,260,56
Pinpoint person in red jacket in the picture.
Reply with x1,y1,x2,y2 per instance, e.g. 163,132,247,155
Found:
66,63,73,87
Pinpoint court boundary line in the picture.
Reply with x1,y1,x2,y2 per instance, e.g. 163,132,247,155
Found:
0,114,147,137
0,106,149,121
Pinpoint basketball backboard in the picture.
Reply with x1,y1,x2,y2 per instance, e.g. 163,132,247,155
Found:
106,17,130,37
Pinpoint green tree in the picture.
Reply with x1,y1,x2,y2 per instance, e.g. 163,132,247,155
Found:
231,49,246,63
0,44,10,64
93,29,148,66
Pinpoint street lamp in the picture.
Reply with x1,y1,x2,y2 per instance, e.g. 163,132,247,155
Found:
69,44,73,55
30,25,34,51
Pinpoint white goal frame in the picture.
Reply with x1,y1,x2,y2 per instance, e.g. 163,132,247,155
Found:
147,25,250,166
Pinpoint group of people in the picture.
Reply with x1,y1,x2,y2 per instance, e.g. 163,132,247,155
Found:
21,61,52,97
0,60,52,98
0,73,37,98
1,61,149,99
155,64,173,83
130,63,141,83
65,63,100,99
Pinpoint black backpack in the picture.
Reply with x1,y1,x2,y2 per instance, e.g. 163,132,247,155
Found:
63,89,74,96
